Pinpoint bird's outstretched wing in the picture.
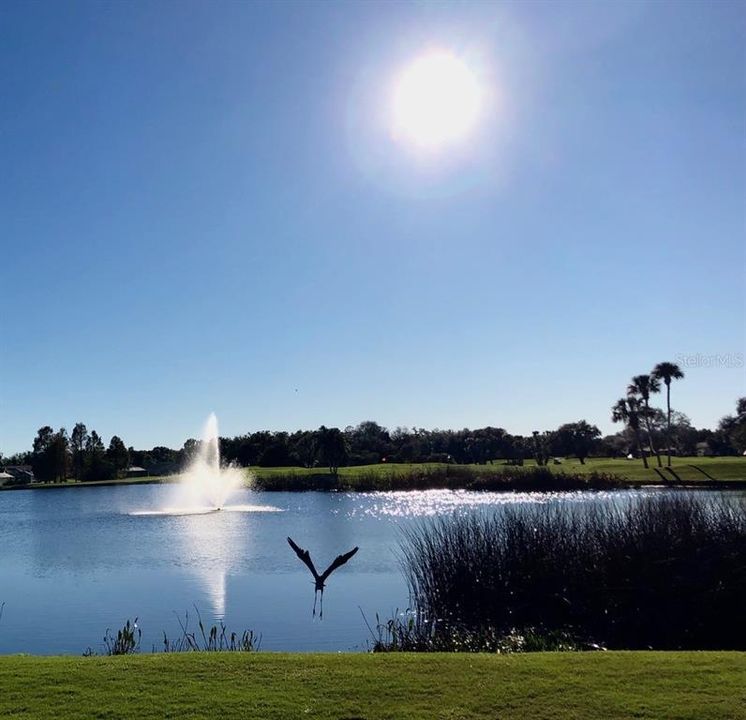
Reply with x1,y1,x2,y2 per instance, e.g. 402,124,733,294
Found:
320,546,359,583
287,537,320,581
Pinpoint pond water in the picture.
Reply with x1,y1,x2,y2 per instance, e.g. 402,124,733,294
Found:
0,484,723,655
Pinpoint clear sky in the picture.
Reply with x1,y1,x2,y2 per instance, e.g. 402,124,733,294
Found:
2,0,745,454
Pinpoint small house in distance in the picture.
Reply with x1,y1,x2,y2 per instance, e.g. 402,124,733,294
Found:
124,466,148,478
2,465,35,485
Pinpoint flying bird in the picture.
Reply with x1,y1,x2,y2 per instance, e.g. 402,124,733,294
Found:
287,537,359,618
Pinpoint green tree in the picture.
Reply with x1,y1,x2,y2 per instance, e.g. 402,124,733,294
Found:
346,421,391,464
31,427,69,483
553,421,601,464
531,430,552,466
651,362,685,466
1,450,32,466
612,397,648,468
83,430,111,480
628,374,662,467
70,422,88,480
31,426,56,482
107,436,130,477
289,430,317,468
52,428,70,482
667,411,698,456
182,438,199,466
716,397,746,455
731,423,746,455
313,426,348,475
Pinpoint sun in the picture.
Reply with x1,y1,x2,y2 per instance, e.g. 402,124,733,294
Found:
391,51,482,150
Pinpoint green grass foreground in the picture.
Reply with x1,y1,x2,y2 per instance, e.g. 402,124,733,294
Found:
0,652,743,719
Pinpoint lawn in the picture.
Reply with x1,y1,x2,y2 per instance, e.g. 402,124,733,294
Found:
0,652,743,719
248,456,746,489
508,455,746,483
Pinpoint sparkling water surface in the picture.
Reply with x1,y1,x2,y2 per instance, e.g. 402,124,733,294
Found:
0,484,722,654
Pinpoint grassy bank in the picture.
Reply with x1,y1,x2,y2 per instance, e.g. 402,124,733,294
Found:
0,652,743,719
4,456,744,493
252,456,746,482
250,456,746,491
251,464,628,491
536,456,746,482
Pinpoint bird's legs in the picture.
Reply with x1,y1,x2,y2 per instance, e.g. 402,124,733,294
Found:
312,589,318,618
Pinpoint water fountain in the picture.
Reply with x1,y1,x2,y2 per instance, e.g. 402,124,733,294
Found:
129,414,282,622
180,413,244,512
133,413,281,516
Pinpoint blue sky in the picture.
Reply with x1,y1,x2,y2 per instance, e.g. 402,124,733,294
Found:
2,0,744,453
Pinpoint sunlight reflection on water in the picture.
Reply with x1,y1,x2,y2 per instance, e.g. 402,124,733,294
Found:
344,488,663,518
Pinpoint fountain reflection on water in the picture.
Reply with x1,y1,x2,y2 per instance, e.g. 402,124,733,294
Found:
130,414,282,617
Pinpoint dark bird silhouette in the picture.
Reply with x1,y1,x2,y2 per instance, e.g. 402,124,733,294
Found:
287,537,359,618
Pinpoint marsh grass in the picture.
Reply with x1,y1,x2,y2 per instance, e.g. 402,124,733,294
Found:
395,494,746,650
85,610,259,656
87,618,141,656
162,608,260,652
366,610,586,653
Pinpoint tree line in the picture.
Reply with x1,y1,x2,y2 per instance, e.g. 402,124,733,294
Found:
6,423,132,483
2,362,744,484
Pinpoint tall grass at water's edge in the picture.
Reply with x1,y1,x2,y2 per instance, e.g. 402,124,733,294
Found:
252,465,628,492
366,611,590,653
85,609,260,656
162,609,260,653
376,493,746,652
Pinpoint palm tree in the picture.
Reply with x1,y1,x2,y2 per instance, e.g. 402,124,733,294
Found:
651,362,685,466
612,397,648,468
628,374,662,467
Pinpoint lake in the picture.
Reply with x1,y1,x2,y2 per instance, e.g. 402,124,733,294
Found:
0,484,713,654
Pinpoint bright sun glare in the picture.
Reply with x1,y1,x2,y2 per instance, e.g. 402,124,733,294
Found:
392,51,482,150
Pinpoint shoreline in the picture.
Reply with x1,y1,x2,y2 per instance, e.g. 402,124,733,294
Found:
2,473,745,492
3,458,745,493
